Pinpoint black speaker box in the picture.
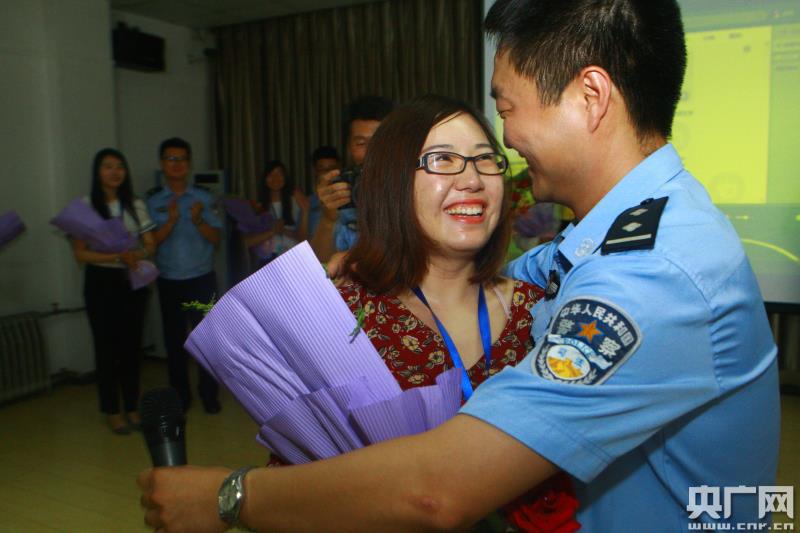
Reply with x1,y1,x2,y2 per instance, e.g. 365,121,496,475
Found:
113,23,165,72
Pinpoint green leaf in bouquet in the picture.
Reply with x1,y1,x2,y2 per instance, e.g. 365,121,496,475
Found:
349,306,366,343
182,296,217,316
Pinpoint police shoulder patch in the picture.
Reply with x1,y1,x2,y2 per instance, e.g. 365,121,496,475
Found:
145,185,163,199
532,297,642,385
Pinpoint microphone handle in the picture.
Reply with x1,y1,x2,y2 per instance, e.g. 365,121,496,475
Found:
149,440,187,467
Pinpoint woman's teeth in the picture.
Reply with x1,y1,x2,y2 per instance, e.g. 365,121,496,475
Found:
445,205,483,216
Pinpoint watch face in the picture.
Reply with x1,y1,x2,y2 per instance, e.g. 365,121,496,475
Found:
220,481,238,513
219,467,252,524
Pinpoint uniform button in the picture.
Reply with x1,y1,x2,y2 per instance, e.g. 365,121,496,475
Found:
575,238,594,257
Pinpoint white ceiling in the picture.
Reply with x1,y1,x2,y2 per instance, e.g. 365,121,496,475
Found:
110,0,377,28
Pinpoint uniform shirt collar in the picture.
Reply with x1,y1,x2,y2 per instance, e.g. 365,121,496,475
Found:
161,182,196,199
557,143,684,268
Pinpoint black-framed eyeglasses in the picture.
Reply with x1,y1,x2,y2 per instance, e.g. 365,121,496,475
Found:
416,151,509,176
163,155,189,163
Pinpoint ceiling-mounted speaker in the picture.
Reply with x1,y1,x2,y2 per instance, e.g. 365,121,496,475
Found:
112,22,165,72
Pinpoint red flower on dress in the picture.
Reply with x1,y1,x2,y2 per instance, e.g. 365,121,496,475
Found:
503,474,580,532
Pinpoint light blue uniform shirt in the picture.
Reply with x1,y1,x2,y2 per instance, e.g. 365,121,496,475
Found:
146,185,222,280
461,144,780,531
335,207,358,251
308,193,322,238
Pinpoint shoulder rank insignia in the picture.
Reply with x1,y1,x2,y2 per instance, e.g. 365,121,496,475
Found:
532,297,642,385
145,186,163,199
601,196,668,255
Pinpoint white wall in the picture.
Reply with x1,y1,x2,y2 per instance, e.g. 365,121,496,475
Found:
112,11,213,196
0,1,214,372
111,12,214,356
0,0,116,375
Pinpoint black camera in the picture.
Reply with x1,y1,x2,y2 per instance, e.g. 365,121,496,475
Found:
332,167,361,210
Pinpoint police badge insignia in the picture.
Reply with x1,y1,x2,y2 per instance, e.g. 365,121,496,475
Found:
532,297,642,385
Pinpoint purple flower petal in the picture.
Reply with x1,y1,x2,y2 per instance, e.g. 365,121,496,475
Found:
50,199,136,252
222,198,274,234
185,242,461,463
0,211,25,248
128,260,159,290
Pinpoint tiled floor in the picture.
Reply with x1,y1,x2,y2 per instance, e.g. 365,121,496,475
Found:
0,359,796,531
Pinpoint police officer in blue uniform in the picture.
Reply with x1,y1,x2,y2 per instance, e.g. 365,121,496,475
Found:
138,2,781,530
147,137,224,414
464,142,780,530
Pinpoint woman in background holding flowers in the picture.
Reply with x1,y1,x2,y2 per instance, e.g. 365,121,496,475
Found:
243,160,309,269
72,148,156,434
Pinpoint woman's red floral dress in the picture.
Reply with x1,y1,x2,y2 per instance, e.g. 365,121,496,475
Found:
337,278,539,390
270,278,580,531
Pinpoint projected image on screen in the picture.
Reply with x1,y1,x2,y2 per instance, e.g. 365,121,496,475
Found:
675,0,800,305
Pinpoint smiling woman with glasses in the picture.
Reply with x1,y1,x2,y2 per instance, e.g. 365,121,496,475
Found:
317,94,577,529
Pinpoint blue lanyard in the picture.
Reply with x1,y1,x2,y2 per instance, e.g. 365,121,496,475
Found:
412,285,493,400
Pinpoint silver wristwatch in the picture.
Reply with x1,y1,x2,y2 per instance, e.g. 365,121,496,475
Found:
218,466,256,530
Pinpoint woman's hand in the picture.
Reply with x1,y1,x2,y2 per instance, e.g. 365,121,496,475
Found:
120,250,138,269
326,251,349,279
138,465,231,533
293,189,310,213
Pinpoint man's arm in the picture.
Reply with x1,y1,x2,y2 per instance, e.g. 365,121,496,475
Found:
503,239,554,285
309,170,351,262
309,217,337,262
152,221,175,245
139,414,556,532
152,198,179,245
140,230,157,258
191,201,220,247
194,220,219,246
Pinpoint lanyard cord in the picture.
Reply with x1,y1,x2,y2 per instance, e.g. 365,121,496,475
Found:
412,285,493,400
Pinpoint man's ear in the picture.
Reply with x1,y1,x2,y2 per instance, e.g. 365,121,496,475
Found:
580,66,612,133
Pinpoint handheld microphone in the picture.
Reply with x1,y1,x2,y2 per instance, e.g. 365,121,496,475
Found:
140,387,187,467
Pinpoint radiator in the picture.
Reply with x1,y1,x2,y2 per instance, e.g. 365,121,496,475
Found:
0,312,50,404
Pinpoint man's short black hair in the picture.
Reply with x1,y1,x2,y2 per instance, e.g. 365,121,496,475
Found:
159,137,192,159
311,145,340,164
486,0,686,140
343,96,394,139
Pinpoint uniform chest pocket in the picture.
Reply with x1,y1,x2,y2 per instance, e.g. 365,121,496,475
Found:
151,207,169,224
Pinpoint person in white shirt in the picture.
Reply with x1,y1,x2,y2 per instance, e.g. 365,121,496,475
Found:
242,160,309,269
71,148,156,434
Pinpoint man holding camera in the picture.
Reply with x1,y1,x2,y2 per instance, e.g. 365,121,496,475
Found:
307,145,341,237
310,96,394,262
